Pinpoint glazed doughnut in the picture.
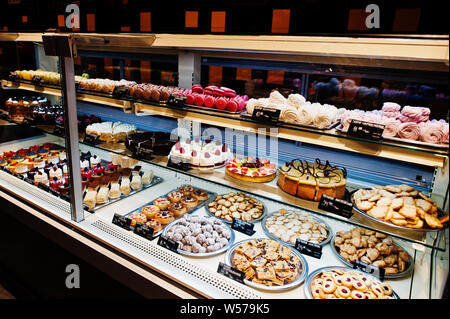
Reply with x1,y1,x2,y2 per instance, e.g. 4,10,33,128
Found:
192,189,208,201
146,219,162,233
322,281,336,294
168,203,187,217
128,212,147,226
335,286,351,298
153,197,171,210
380,283,393,296
182,195,198,209
141,205,160,219
178,185,195,196
167,191,184,203
155,211,175,225
351,290,366,299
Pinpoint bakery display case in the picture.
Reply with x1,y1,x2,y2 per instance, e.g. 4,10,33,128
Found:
0,32,448,299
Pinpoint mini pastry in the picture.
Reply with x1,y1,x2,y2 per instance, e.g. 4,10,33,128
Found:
130,174,142,190
99,176,111,188
47,153,60,165
110,172,121,184
81,168,93,180
33,158,46,169
34,171,49,185
167,191,184,203
127,212,147,226
96,187,109,204
120,167,132,178
109,183,121,200
83,190,97,210
49,166,63,180
80,159,90,170
141,205,160,219
58,182,70,195
192,189,208,201
168,203,187,217
37,149,49,157
120,177,131,195
14,164,28,175
10,155,24,163
178,185,195,196
146,219,162,233
59,151,67,161
49,177,64,191
153,197,171,210
141,170,153,185
181,195,198,210
87,180,100,192
25,152,37,160
0,159,7,167
155,211,175,225
90,155,101,168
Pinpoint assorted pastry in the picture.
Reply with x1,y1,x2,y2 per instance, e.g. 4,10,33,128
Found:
245,91,345,129
168,138,232,171
353,184,448,229
126,185,210,233
10,69,62,85
230,239,303,287
310,268,395,299
278,158,347,201
165,215,233,254
85,121,137,143
207,192,264,223
264,209,329,245
3,95,49,123
225,157,277,183
334,227,411,275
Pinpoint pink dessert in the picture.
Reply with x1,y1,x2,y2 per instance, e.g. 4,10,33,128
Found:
204,96,216,108
216,98,228,110
194,95,205,107
226,100,238,113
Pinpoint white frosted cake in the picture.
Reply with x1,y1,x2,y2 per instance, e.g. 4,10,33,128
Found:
169,138,232,170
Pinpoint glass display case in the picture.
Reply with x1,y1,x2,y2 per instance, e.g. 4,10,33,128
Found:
0,32,448,299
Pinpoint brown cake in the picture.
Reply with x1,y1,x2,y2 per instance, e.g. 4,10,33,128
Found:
277,159,347,201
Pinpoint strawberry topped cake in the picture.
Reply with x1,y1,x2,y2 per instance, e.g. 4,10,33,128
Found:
225,157,277,183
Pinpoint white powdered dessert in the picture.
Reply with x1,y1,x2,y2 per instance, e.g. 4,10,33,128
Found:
85,121,137,143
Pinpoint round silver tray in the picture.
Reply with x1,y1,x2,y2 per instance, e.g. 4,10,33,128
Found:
162,215,235,257
261,210,333,247
224,238,309,291
304,266,400,299
351,189,449,233
330,235,414,279
205,193,267,224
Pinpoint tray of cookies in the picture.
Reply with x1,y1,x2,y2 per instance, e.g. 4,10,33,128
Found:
351,185,449,232
162,215,235,257
331,227,414,279
205,191,266,224
304,266,399,299
262,209,333,247
124,185,217,237
225,238,308,291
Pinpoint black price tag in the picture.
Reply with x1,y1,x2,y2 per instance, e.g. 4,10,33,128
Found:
353,260,385,281
60,193,71,203
3,167,13,175
83,133,100,145
133,222,156,241
38,183,51,192
217,262,245,284
167,156,191,172
24,177,35,185
157,235,179,253
112,85,129,98
48,187,60,197
347,120,385,141
133,146,153,161
231,218,255,236
53,124,65,137
251,106,280,124
295,239,322,259
319,194,353,219
167,94,188,108
112,213,132,231
22,117,35,125
15,173,25,180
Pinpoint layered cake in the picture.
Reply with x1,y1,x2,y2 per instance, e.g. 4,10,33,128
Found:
225,157,277,183
168,138,232,170
278,159,347,201
85,121,137,143
125,131,177,156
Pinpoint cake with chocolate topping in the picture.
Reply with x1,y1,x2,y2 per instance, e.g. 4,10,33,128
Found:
277,159,347,201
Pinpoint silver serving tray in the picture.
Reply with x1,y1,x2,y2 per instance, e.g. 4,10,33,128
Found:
351,189,449,233
304,266,400,299
261,210,333,247
124,185,217,238
204,193,267,224
224,238,309,291
330,235,414,279
162,215,235,257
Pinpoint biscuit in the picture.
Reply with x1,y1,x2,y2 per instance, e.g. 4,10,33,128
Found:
368,206,388,219
377,197,392,207
384,185,401,193
415,198,432,213
391,197,404,210
357,201,375,211
398,184,414,192
424,213,443,229
398,205,417,219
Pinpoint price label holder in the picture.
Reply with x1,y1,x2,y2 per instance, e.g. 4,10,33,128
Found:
353,260,385,281
53,124,65,137
112,213,133,231
251,106,280,124
318,194,353,219
60,193,71,203
15,173,25,181
347,120,385,141
3,167,13,175
133,222,156,241
48,187,60,197
217,262,245,285
24,177,35,185
157,235,179,253
167,94,188,108
38,183,51,192
83,133,100,146
167,156,191,172
294,239,322,259
231,218,256,236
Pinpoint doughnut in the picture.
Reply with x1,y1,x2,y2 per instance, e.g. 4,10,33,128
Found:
128,212,147,226
351,290,366,299
182,195,198,210
381,283,393,296
145,219,162,233
169,203,187,217
178,185,195,196
155,211,175,225
141,205,160,219
167,191,184,203
335,286,351,298
322,281,336,294
153,197,171,210
192,189,208,201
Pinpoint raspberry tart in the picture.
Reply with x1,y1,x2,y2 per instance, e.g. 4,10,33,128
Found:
225,157,277,183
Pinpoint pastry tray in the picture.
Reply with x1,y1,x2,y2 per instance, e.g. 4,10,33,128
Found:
85,175,163,212
329,235,414,279
161,215,236,257
304,266,400,299
204,193,267,224
123,185,217,238
240,111,339,131
261,210,333,247
350,189,449,233
224,238,309,291
335,124,449,150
